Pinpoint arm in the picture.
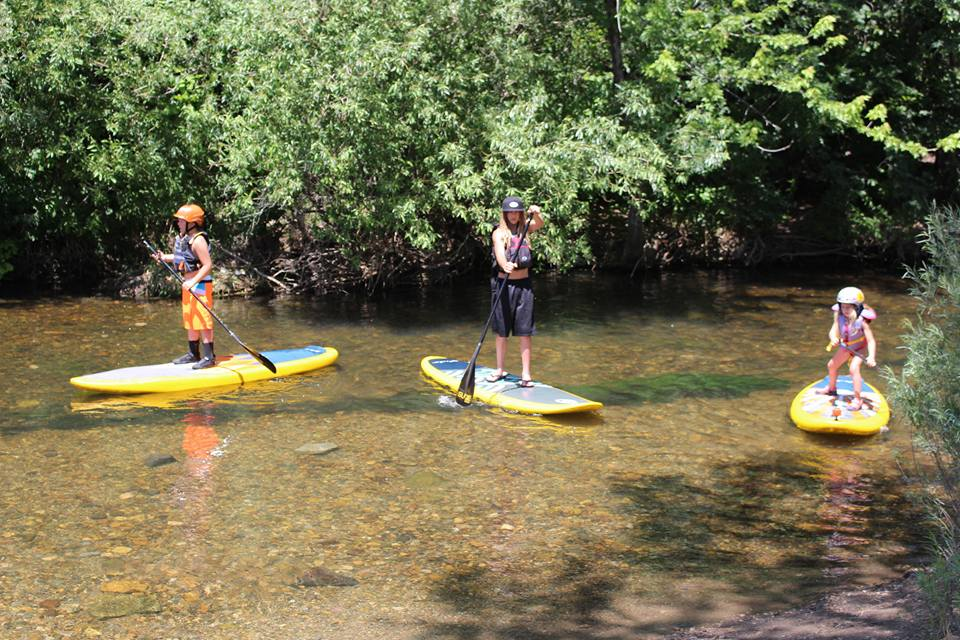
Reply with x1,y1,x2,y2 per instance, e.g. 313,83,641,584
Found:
828,312,840,346
492,228,514,274
183,235,213,289
151,245,174,264
862,321,877,367
527,205,545,233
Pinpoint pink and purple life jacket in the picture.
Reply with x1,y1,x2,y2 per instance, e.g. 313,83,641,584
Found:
832,304,876,354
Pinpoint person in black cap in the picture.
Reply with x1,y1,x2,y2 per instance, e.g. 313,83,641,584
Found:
486,196,545,387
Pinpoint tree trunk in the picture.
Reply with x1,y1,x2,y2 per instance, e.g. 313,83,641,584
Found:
604,0,626,87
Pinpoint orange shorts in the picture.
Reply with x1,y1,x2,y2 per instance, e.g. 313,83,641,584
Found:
181,281,214,331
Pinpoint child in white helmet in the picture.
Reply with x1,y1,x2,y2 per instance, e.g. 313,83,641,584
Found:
817,286,877,410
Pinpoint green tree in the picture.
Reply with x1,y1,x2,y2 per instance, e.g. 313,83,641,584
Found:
1,0,958,292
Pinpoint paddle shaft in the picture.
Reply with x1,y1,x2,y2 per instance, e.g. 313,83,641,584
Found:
142,239,277,373
826,341,876,364
456,217,533,405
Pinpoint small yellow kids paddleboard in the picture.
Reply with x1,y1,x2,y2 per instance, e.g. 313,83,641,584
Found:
789,374,889,435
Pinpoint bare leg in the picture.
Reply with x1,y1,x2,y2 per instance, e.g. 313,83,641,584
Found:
187,329,200,341
519,336,532,381
495,336,508,375
200,328,214,344
817,350,847,394
848,356,864,409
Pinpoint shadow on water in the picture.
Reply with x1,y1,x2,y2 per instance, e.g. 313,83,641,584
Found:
567,372,791,406
55,390,607,437
282,268,856,331
416,451,926,640
5,371,785,436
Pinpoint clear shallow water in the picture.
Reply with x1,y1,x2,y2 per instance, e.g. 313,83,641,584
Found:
0,270,926,638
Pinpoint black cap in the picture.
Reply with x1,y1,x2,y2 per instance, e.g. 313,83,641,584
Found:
501,196,524,212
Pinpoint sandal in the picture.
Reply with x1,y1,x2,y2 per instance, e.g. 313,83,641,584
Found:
519,379,534,388
848,398,863,411
815,387,838,396
485,371,508,383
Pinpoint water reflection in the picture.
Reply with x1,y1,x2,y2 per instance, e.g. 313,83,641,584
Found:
172,402,224,548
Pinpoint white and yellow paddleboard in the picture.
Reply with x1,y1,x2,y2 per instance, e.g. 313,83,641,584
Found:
71,345,338,394
789,374,889,436
420,355,602,415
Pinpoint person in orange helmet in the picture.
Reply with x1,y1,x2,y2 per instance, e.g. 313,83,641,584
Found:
152,204,216,369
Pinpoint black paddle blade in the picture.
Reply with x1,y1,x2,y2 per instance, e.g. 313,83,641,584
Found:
456,364,476,406
251,351,278,374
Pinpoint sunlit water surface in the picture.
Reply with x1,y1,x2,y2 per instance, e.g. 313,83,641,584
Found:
0,270,926,639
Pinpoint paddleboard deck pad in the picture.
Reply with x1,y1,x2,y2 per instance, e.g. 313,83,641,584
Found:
71,345,338,394
420,355,602,415
789,375,889,435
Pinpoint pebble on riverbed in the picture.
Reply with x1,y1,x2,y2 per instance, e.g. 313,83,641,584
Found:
100,580,148,594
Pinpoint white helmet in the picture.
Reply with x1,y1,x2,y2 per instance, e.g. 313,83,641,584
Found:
836,286,864,305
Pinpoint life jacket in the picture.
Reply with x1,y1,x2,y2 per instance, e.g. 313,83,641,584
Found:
833,304,876,351
173,231,212,281
491,227,533,275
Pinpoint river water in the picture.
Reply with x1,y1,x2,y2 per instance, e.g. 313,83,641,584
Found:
0,269,925,639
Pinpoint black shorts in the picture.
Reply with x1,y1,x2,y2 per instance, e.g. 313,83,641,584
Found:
490,277,535,337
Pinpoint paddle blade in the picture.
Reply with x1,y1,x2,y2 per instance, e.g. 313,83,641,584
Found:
456,363,476,406
251,351,278,374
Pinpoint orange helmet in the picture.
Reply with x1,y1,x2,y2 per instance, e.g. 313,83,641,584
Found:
173,203,205,223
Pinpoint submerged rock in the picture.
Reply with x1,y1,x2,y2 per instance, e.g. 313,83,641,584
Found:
404,469,447,489
144,454,177,468
87,594,161,619
295,567,358,588
295,442,339,455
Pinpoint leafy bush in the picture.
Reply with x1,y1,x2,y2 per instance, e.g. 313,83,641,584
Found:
1,0,958,292
885,204,960,637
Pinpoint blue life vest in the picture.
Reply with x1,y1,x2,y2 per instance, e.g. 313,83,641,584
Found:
173,232,212,281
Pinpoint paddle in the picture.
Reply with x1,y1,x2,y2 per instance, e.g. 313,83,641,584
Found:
142,239,277,373
456,216,533,406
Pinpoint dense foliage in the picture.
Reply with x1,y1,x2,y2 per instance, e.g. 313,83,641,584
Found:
1,0,958,292
885,205,960,638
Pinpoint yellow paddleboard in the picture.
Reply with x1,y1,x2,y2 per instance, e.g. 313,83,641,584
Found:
789,375,889,435
420,355,602,415
71,345,338,394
